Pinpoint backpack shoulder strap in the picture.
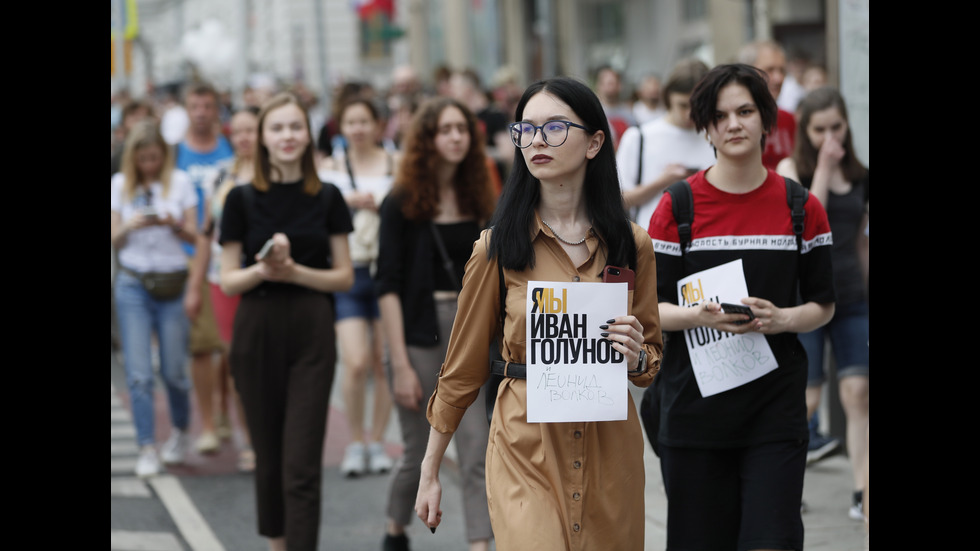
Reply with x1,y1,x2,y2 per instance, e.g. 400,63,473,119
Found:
666,180,693,257
784,177,808,252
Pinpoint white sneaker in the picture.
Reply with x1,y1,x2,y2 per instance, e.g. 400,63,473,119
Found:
161,429,188,465
135,446,162,478
340,442,367,477
367,442,394,474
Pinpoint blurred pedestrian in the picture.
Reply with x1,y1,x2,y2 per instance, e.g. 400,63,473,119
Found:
644,64,835,550
318,97,399,478
414,77,662,551
177,81,236,456
616,58,714,230
593,65,636,149
112,98,154,177
449,68,511,184
376,97,496,551
738,40,796,170
631,73,666,125
219,92,354,551
777,86,869,520
111,120,198,477
187,106,262,471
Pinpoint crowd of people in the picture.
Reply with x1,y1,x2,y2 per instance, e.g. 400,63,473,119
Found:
111,38,867,550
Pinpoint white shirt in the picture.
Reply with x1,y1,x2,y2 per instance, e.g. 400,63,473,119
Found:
111,170,197,272
616,117,716,231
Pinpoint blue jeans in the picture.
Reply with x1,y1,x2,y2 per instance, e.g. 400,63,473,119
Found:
114,270,191,446
801,300,870,387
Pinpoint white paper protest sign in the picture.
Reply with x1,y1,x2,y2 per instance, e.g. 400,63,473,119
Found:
525,281,628,422
677,259,777,397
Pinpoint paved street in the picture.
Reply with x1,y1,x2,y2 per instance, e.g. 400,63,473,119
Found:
111,349,867,550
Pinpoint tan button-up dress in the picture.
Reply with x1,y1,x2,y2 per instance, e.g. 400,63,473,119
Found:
427,215,662,551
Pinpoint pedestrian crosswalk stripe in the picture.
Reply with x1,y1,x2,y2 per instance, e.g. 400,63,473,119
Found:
111,477,151,498
112,457,139,475
112,425,136,439
110,530,182,551
149,475,226,551
112,441,139,456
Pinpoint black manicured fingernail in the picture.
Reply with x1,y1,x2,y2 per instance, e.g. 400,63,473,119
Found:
601,332,609,337
606,319,616,324
599,324,609,329
430,527,436,534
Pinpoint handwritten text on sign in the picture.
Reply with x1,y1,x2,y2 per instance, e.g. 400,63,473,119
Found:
678,260,777,397
526,281,627,422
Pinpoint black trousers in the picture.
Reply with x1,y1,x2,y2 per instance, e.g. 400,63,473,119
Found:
230,291,336,551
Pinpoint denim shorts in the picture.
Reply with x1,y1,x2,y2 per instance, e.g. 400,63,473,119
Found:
801,300,870,386
334,265,380,321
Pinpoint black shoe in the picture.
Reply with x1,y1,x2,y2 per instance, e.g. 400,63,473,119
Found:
849,490,865,521
806,433,842,465
382,533,410,551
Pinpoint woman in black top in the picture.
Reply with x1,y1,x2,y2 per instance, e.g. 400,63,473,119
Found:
219,92,354,551
777,86,869,519
375,97,496,551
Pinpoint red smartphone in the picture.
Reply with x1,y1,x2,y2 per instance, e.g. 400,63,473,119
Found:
602,265,635,290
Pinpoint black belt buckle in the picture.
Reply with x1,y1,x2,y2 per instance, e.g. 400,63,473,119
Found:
490,359,526,379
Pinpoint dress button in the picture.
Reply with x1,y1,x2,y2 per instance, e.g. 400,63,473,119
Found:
572,276,580,282
573,460,581,469
573,523,581,532
573,492,581,500
574,430,582,439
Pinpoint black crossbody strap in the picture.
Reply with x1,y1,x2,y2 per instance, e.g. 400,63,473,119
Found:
344,152,358,192
429,223,460,292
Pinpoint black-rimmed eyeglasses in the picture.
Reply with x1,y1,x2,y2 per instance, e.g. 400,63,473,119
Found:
509,120,589,149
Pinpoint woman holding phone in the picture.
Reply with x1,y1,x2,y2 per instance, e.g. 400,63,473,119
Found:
375,96,496,551
646,64,835,550
219,92,354,551
413,77,662,551
111,120,198,477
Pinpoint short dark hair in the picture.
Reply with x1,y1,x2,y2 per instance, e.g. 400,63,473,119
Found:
689,63,778,145
662,58,710,110
182,81,219,105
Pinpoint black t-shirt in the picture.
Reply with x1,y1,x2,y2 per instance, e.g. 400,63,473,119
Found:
802,172,869,307
220,180,353,296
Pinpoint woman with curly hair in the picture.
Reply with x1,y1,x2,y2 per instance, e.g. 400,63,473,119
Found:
375,96,496,551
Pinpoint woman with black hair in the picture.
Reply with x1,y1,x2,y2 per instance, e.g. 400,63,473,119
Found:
414,77,662,551
646,64,835,551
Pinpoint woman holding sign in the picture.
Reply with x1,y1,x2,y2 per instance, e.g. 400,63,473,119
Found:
414,77,663,550
645,64,835,551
